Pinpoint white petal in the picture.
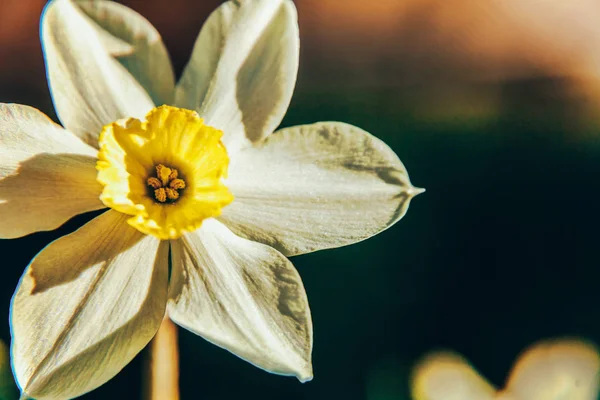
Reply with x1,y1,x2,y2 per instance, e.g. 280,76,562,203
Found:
75,0,175,105
411,352,497,400
11,210,169,399
220,122,422,256
168,219,312,381
175,0,299,152
42,0,155,147
503,340,600,400
0,104,104,239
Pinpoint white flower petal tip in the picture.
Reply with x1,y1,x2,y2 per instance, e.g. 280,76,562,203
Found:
265,359,313,383
300,368,314,383
221,121,422,256
167,219,313,383
408,186,426,197
296,368,313,383
175,0,299,150
73,0,175,105
42,0,156,146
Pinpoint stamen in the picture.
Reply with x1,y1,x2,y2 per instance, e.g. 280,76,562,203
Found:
147,177,162,189
165,188,179,200
96,105,233,240
156,164,172,186
147,164,186,203
169,179,186,190
154,188,167,203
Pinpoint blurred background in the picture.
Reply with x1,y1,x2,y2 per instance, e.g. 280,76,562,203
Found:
2,0,600,399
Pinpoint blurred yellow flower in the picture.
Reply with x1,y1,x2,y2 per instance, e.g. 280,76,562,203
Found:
411,339,600,400
0,0,422,398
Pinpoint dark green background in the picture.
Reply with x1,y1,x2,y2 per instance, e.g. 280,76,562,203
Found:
1,1,600,399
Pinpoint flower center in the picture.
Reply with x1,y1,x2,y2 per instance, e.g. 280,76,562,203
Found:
96,105,234,239
147,164,186,203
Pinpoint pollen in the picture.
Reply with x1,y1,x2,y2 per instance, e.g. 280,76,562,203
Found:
148,164,186,203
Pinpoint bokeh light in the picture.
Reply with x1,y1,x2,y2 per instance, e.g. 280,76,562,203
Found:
412,339,600,400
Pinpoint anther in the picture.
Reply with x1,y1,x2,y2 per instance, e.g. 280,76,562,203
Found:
148,164,186,203
165,188,180,200
154,188,167,203
169,179,186,190
147,177,162,189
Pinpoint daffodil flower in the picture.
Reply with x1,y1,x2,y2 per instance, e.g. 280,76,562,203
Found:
2,0,421,398
411,339,600,400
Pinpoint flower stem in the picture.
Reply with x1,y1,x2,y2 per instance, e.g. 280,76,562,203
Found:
143,317,180,400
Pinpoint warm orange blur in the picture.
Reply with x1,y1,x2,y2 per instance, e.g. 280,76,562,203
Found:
0,0,46,104
297,0,600,86
1,0,600,110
